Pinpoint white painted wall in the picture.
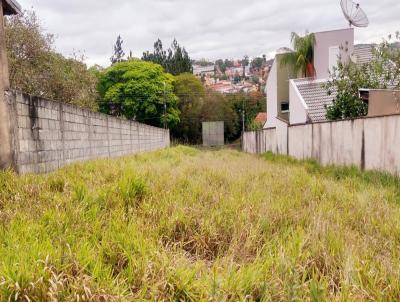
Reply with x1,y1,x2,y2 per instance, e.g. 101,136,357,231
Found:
329,46,340,74
314,28,354,79
289,80,308,125
243,114,400,175
276,118,288,155
265,59,278,128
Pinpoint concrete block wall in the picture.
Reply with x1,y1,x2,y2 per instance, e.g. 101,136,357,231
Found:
7,91,170,174
243,114,400,175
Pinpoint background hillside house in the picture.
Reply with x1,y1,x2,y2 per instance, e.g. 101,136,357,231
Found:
254,112,267,126
264,48,297,127
193,65,215,77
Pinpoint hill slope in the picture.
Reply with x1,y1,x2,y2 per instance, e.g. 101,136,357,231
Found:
1,147,400,301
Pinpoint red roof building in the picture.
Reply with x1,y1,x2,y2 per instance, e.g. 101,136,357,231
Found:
254,112,267,125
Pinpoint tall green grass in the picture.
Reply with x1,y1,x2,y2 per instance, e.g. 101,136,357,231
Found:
0,146,400,301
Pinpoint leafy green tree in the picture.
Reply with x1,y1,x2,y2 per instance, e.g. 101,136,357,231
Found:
281,32,315,77
142,39,192,75
110,35,125,64
326,92,367,120
172,73,205,143
325,33,400,120
142,39,166,67
5,10,98,110
97,59,180,127
251,57,265,70
201,91,239,142
215,59,226,73
224,59,234,68
226,91,266,135
247,120,264,131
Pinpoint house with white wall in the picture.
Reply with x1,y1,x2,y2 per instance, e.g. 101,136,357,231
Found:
265,28,373,127
264,48,296,128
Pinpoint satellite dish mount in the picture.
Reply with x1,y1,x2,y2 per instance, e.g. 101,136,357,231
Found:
340,0,369,28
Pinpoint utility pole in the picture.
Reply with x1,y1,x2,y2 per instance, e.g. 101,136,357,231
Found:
242,96,245,134
163,82,167,129
242,109,245,134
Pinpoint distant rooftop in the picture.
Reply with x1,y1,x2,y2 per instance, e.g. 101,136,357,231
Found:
255,112,267,124
3,0,21,15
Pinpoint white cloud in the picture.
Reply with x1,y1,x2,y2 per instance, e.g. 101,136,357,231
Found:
17,0,400,67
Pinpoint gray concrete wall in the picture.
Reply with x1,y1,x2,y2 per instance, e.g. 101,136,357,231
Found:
4,91,170,174
202,121,224,147
243,114,400,175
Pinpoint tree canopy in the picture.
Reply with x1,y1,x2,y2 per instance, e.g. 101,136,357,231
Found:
251,56,266,70
110,35,125,64
97,59,180,128
5,10,98,110
172,73,205,143
142,39,192,75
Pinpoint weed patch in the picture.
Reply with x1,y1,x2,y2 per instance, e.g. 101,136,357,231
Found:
0,147,400,300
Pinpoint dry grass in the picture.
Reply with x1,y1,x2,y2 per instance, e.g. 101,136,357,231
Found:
1,146,400,301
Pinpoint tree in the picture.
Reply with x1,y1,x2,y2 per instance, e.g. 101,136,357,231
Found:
201,91,239,142
325,92,368,120
251,57,265,70
215,59,226,73
281,32,315,77
325,33,400,120
142,39,192,75
241,55,249,78
110,35,125,64
226,91,266,135
97,59,180,128
172,73,205,143
142,39,166,67
5,10,98,110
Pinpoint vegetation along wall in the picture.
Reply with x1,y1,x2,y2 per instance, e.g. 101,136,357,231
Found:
3,91,170,174
243,115,400,175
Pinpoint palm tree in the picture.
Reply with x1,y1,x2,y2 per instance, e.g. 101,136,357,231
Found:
280,32,316,78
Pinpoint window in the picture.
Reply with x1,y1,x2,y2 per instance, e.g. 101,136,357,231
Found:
359,90,370,106
281,102,289,113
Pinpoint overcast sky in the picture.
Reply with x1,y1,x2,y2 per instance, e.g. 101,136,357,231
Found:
17,0,400,67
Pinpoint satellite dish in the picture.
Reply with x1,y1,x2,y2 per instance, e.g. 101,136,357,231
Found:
340,0,369,28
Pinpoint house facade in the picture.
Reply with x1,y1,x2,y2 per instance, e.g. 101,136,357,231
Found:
264,49,296,128
265,28,374,127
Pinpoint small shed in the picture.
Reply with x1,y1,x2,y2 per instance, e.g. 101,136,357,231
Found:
202,121,224,147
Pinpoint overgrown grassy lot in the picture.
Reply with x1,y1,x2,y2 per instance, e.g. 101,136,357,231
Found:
1,147,400,301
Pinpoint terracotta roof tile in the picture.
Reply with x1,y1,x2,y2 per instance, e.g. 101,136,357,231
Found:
255,112,267,123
